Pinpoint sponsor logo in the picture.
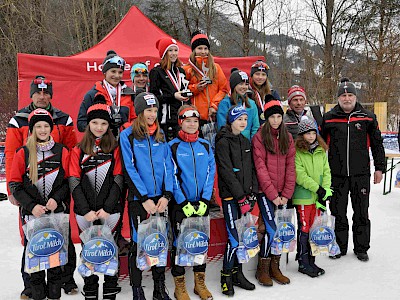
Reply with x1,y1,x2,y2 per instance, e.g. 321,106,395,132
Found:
242,226,258,249
29,229,64,257
277,222,295,242
183,231,209,255
310,226,335,246
143,233,167,257
82,238,116,265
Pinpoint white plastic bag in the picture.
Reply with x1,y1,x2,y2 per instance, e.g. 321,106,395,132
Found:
235,213,260,263
136,214,169,271
78,225,118,277
309,212,340,257
23,213,69,274
176,216,210,267
270,207,297,255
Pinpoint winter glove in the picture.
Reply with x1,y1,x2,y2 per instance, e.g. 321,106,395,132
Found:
182,202,196,217
316,186,326,200
323,188,333,201
196,200,209,216
246,193,257,212
238,197,251,215
316,198,326,212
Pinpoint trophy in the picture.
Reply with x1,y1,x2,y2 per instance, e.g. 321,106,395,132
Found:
180,73,193,98
201,61,212,84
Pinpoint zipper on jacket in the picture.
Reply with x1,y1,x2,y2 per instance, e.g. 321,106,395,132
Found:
189,143,199,199
146,136,157,195
346,111,357,176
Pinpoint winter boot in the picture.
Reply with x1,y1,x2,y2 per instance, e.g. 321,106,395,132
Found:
298,232,318,278
173,275,190,300
103,286,122,300
20,287,32,299
309,254,325,276
81,290,98,300
132,287,146,300
220,270,234,297
153,279,171,300
62,279,79,295
194,272,213,300
82,275,99,300
255,257,273,286
270,255,290,284
232,264,255,290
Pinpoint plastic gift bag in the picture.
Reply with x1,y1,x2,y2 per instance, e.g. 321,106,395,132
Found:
176,216,210,267
309,212,340,257
78,225,118,277
136,214,169,271
395,170,400,188
235,213,260,263
23,213,69,274
270,207,297,255
201,120,217,151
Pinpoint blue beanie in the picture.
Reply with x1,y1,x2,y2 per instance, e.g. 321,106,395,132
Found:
228,105,248,124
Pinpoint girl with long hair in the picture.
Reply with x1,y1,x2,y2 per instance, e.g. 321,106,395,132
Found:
252,100,296,287
119,92,173,300
9,109,70,300
69,103,123,300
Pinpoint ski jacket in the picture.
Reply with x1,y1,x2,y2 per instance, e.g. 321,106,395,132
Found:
292,146,331,205
149,65,189,124
5,103,77,194
69,146,123,216
169,137,215,204
252,127,296,201
283,108,317,140
216,96,260,141
183,63,229,121
320,103,385,177
77,81,136,132
120,126,173,202
215,127,258,200
9,143,69,216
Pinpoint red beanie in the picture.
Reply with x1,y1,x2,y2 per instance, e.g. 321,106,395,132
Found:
287,85,306,104
156,38,179,59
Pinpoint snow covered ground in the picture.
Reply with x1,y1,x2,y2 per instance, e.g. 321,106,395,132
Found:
1,167,400,300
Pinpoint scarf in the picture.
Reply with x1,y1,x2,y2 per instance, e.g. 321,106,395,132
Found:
36,136,55,152
178,130,199,142
148,123,158,136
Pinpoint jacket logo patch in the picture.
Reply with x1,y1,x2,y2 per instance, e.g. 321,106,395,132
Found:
245,149,250,152
233,168,240,172
178,153,189,157
136,144,146,148
153,143,159,146
355,123,362,130
197,152,204,156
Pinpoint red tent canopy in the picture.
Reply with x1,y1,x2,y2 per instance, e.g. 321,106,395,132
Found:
17,6,263,121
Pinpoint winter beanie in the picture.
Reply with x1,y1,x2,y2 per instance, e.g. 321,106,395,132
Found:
190,31,210,51
130,63,148,81
229,69,249,92
156,38,179,59
263,100,284,120
298,116,317,135
287,85,307,104
337,77,357,97
134,92,159,116
28,108,54,133
30,76,53,98
102,50,126,73
87,103,112,124
227,105,248,124
250,60,269,77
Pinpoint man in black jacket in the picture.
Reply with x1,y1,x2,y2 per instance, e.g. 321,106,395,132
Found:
320,78,385,262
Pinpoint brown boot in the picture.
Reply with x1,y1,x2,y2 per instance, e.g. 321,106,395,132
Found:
255,257,273,286
194,272,213,300
269,255,290,285
174,275,190,300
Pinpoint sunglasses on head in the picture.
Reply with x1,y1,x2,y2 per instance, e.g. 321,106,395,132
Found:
104,56,126,68
179,110,200,120
134,68,148,75
33,79,52,85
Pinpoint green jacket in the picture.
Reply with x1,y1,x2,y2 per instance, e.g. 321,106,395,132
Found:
292,146,331,205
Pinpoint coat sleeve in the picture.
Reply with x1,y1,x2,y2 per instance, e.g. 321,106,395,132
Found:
252,133,278,200
281,137,296,199
200,143,216,201
215,138,246,200
149,68,165,105
171,143,187,205
5,122,23,194
51,147,70,207
295,151,320,193
368,114,385,172
163,142,174,198
68,147,91,216
120,129,149,202
321,151,332,190
210,65,228,111
61,116,78,150
250,103,260,140
77,91,95,132
216,98,229,130
103,148,123,214
9,148,37,213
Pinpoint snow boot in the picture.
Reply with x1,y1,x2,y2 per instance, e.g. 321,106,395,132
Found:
194,272,213,300
220,270,234,297
153,279,171,300
270,255,290,284
20,287,32,299
81,290,98,300
173,275,190,300
354,251,369,262
62,279,78,295
82,275,99,300
232,264,255,290
132,287,146,300
309,254,325,275
255,257,273,286
298,232,318,278
103,286,122,300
